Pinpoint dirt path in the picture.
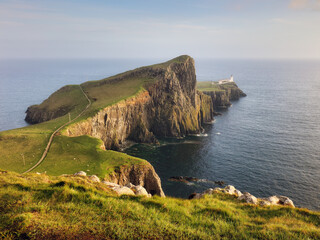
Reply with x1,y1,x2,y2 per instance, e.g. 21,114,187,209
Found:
22,86,91,174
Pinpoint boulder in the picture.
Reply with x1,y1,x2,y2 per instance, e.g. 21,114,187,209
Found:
89,175,100,183
238,192,258,204
267,196,279,205
259,200,271,206
112,186,135,196
224,185,236,194
283,198,295,207
102,181,120,188
132,185,150,197
277,196,295,207
234,190,242,197
74,171,87,176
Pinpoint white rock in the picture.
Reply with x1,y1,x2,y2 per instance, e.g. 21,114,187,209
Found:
112,186,135,196
74,171,87,176
132,185,149,197
259,200,271,206
224,185,236,194
283,198,295,207
267,196,279,205
102,181,120,188
89,175,100,183
235,190,242,197
238,192,258,204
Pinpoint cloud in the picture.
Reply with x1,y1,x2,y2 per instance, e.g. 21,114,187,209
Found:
289,0,320,10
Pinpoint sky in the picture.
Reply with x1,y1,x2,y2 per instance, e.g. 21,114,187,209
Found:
0,0,319,59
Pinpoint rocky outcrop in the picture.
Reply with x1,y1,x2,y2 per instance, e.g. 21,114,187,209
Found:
189,185,295,208
104,163,165,197
64,56,214,150
203,83,246,110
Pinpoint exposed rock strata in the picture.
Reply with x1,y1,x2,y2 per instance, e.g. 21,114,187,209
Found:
64,57,214,150
104,163,165,197
203,83,246,110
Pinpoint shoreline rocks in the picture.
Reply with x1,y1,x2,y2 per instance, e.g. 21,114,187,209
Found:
71,172,152,197
189,185,295,208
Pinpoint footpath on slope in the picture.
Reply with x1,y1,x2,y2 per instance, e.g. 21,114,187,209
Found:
23,86,91,174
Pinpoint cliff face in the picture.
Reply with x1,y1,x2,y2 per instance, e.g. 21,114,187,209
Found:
105,163,165,197
65,56,214,150
203,83,246,110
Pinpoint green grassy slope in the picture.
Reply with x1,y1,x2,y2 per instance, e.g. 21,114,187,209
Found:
197,81,239,92
1,171,319,240
0,56,180,174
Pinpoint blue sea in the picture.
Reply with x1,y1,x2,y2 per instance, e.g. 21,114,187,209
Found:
0,58,319,210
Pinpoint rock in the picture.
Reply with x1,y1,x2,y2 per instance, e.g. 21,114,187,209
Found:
74,171,87,176
125,183,134,188
283,198,295,207
235,190,242,197
102,181,119,188
259,200,271,206
112,186,135,196
89,175,100,183
224,185,236,194
132,185,149,197
214,181,224,186
203,188,215,195
277,196,295,207
189,193,203,199
238,192,258,204
104,164,165,197
267,196,280,205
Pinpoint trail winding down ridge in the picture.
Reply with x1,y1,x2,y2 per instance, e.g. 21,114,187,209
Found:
22,86,91,174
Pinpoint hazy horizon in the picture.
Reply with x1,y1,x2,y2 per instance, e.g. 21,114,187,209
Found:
1,0,319,60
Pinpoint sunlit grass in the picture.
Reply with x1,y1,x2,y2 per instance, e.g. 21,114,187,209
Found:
1,171,319,240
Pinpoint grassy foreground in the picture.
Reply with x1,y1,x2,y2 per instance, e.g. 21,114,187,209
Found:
1,170,319,240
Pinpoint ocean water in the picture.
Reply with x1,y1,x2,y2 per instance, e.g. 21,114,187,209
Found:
0,58,319,210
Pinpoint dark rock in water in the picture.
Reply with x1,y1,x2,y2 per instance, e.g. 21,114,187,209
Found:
185,176,199,182
169,176,199,183
214,181,225,186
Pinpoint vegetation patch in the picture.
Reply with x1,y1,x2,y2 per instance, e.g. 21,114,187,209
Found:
0,171,319,240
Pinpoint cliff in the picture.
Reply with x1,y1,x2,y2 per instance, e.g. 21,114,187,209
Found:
20,56,244,199
197,81,246,110
63,56,214,150
105,163,165,197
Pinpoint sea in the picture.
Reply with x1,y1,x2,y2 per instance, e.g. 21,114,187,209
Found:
0,58,319,210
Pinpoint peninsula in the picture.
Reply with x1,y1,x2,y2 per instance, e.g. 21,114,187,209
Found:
0,56,319,239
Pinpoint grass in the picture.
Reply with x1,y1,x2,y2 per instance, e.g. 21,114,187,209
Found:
197,81,239,92
0,60,165,175
0,170,319,240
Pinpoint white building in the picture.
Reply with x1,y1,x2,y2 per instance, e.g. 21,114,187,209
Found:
217,75,234,85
